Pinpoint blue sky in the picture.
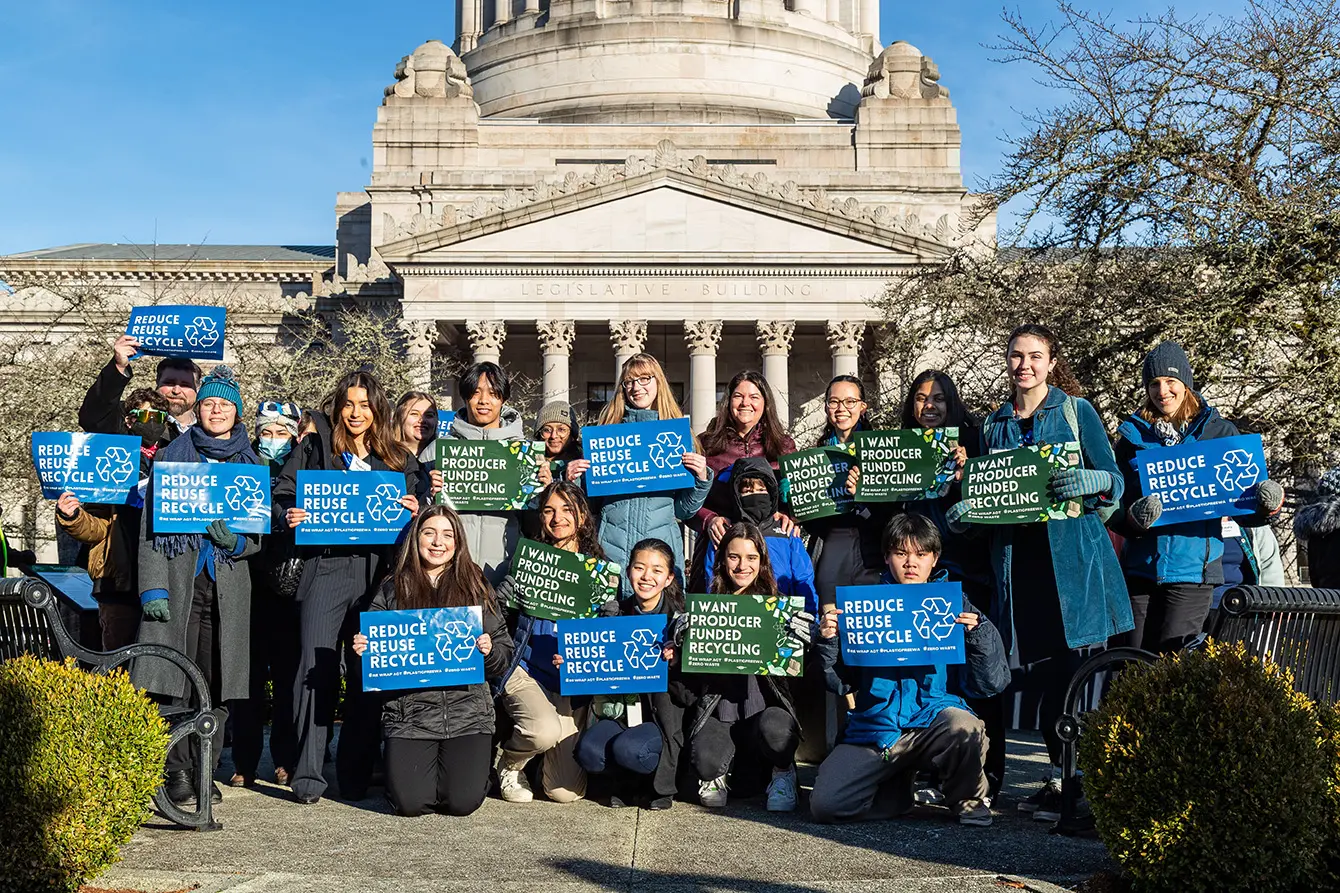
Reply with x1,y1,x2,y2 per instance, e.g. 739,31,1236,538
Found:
0,0,1225,255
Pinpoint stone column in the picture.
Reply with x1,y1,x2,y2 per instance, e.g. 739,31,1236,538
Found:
826,0,841,24
860,0,879,46
493,0,510,28
466,320,507,365
756,320,795,427
827,320,865,380
684,320,723,434
609,319,647,384
537,319,576,405
399,319,437,392
523,0,540,15
460,0,481,51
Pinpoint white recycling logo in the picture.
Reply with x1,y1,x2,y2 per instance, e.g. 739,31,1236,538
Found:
365,483,406,522
623,628,661,670
647,432,686,470
1214,449,1261,493
912,597,957,642
184,315,220,348
224,475,266,513
95,446,136,485
435,621,479,662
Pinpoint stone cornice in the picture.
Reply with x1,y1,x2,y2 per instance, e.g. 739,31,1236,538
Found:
0,261,328,287
396,266,918,278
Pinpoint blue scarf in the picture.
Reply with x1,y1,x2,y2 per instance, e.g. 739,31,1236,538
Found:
150,423,259,571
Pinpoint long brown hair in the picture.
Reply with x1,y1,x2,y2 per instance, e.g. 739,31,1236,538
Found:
1006,324,1085,398
537,481,606,558
710,523,779,597
1139,388,1203,428
701,370,789,461
330,370,409,470
394,505,494,612
392,390,438,452
597,353,685,426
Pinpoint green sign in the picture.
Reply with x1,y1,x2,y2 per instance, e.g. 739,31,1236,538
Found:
510,538,621,620
853,428,954,502
682,593,806,677
779,446,856,522
436,439,544,511
961,441,1082,524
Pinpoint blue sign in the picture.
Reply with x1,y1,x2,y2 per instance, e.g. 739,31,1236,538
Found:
126,305,225,360
558,614,669,696
360,606,485,692
31,432,143,504
27,565,98,612
152,462,271,535
1135,433,1269,527
835,583,965,667
435,411,456,439
295,470,410,545
581,417,695,497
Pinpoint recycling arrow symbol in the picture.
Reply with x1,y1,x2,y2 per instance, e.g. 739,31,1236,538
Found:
95,446,136,485
224,475,266,513
623,628,661,670
365,483,405,522
912,597,957,642
184,315,220,348
647,432,686,470
435,621,478,662
1214,449,1261,493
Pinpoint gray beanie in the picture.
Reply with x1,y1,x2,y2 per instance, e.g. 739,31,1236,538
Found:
537,401,574,429
1142,341,1194,390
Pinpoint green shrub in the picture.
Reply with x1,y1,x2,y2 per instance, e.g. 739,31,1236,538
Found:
0,655,169,893
1315,701,1340,891
1078,641,1327,893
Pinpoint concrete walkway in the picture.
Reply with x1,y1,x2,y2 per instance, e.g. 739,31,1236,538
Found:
94,734,1109,893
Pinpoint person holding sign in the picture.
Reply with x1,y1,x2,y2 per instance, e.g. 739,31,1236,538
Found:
1112,341,1285,653
427,363,528,586
135,366,263,809
521,401,584,540
492,481,604,804
566,353,711,597
810,513,1008,826
350,505,512,817
56,387,171,650
561,538,686,810
274,370,427,805
953,324,1130,822
79,330,202,440
392,391,440,456
684,523,813,812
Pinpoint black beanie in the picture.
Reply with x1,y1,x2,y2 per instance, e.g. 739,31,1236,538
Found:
1142,341,1194,390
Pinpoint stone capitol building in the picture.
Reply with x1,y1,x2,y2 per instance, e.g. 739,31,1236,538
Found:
0,2,991,433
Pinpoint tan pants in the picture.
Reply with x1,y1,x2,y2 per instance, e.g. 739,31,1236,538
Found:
498,666,587,802
810,707,988,823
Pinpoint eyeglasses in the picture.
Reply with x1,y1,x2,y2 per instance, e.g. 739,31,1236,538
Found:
127,408,169,424
826,398,865,411
622,375,655,391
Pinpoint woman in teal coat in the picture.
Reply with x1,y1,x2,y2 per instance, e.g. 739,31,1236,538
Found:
567,353,711,597
951,324,1132,822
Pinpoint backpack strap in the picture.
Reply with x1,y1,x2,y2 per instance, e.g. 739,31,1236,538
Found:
1061,394,1120,524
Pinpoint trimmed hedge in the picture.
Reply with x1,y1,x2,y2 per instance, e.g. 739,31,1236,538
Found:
0,655,169,893
1079,641,1327,893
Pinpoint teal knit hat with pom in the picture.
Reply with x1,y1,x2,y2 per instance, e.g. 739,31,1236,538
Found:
196,365,243,417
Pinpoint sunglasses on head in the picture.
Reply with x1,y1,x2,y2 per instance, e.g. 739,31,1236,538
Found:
127,408,169,424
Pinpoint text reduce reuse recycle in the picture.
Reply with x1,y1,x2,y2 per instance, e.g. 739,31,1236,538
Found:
156,468,225,517
303,478,369,526
126,310,182,337
563,625,626,677
363,617,437,671
841,594,915,647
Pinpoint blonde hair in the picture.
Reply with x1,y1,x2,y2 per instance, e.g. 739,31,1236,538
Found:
597,353,686,426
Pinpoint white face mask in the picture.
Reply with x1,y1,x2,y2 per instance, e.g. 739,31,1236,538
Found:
258,436,293,463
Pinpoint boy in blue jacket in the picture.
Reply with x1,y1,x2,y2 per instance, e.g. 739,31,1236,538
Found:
810,512,1010,826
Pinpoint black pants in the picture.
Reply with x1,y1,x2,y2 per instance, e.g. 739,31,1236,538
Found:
1123,578,1213,653
291,556,380,802
1023,650,1082,767
167,573,228,776
231,592,300,779
690,706,799,792
384,734,492,817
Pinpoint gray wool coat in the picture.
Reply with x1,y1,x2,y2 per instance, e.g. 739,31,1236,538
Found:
133,482,261,702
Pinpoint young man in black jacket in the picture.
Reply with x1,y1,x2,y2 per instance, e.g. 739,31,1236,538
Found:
79,333,201,439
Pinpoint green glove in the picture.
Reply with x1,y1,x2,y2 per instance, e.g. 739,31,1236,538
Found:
1050,468,1115,501
143,598,171,622
945,499,975,534
205,518,238,553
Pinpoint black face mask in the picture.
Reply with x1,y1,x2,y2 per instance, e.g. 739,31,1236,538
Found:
739,492,773,525
129,419,167,448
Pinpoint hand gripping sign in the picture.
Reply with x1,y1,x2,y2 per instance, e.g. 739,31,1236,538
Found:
581,417,696,498
835,583,966,666
1135,433,1269,526
360,606,485,692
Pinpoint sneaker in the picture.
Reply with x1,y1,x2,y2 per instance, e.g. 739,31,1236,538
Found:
1032,781,1063,823
498,767,534,803
608,794,628,809
914,785,945,806
1017,777,1061,814
957,801,993,827
648,795,673,811
698,775,729,808
766,766,798,812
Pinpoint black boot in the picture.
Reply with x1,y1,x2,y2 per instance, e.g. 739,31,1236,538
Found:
165,770,194,806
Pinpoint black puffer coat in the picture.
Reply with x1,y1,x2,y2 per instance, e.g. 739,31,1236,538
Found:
369,578,514,741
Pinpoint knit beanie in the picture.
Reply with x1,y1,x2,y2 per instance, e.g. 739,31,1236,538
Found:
1319,469,1340,502
537,401,574,429
1142,341,1194,390
256,400,302,437
196,365,243,417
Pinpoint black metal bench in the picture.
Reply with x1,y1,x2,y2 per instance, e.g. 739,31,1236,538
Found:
1052,585,1340,836
0,575,222,831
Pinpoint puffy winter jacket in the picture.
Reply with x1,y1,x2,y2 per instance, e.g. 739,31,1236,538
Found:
693,424,796,533
588,406,711,598
1115,400,1240,585
368,578,513,741
1296,476,1340,589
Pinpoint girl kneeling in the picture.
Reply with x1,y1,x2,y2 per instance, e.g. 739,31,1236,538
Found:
353,505,512,817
